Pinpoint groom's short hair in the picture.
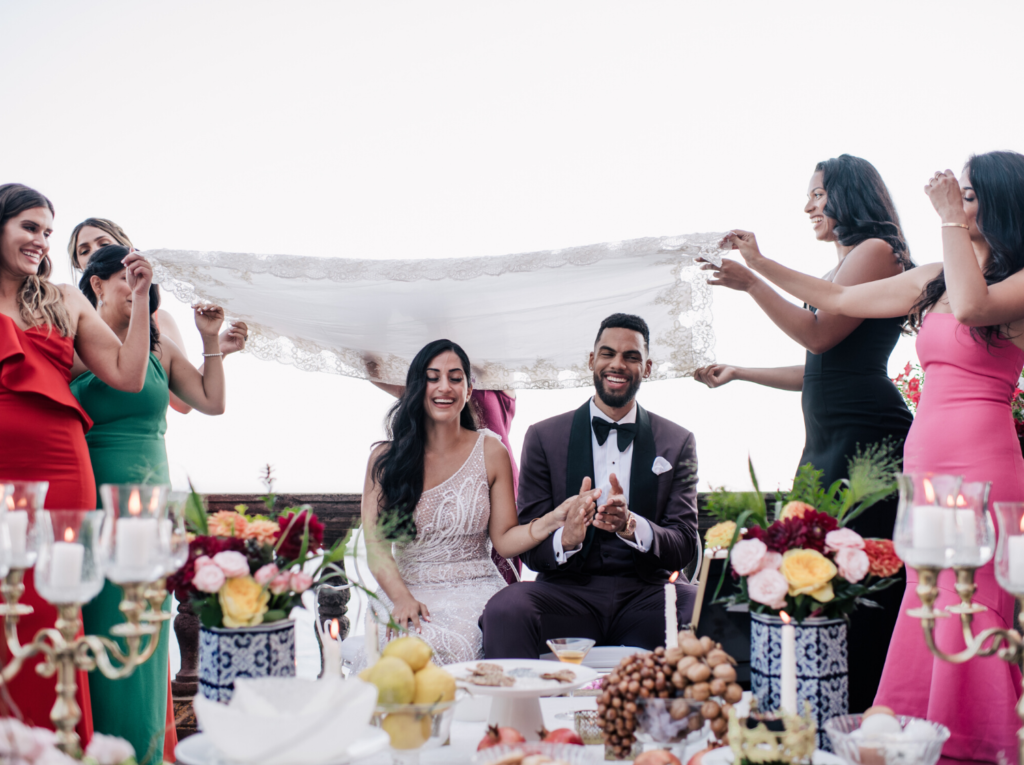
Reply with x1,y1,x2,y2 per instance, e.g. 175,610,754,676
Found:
595,313,650,351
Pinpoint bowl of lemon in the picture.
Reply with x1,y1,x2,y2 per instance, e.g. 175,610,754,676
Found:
360,636,459,764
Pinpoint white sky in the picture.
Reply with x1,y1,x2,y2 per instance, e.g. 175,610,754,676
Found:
3,1,1023,494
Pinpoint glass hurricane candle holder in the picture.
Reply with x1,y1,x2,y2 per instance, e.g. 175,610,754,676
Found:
994,502,1024,596
35,510,107,605
894,473,963,568
949,481,995,568
1,480,48,568
161,491,190,575
99,484,171,584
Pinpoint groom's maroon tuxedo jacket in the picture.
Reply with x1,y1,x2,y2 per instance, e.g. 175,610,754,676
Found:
516,400,699,583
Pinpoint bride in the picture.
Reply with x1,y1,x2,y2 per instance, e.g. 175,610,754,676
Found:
360,339,598,665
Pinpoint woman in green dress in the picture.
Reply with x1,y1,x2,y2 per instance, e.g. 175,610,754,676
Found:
71,244,228,762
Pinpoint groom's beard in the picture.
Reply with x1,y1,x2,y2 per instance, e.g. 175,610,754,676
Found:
594,370,641,410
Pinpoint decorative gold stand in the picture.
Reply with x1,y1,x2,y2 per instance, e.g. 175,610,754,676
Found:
908,565,1024,764
0,569,167,756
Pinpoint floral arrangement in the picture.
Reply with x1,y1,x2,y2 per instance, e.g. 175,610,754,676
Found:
703,443,904,622
167,469,346,629
892,362,923,413
0,722,136,765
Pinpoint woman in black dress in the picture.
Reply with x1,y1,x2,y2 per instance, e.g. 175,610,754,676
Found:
693,154,914,713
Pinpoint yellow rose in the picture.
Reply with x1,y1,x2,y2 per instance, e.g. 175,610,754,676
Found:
705,521,737,549
780,549,837,603
218,575,270,628
780,501,815,521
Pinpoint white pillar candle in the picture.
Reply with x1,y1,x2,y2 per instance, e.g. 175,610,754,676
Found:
50,542,84,589
664,581,678,649
324,619,343,676
780,614,797,715
8,511,28,566
1008,536,1024,586
912,506,947,564
116,518,158,569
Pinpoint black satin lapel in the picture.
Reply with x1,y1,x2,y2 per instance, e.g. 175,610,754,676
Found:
566,401,596,558
630,405,658,518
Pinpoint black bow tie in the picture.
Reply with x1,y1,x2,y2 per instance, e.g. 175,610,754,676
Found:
592,417,637,451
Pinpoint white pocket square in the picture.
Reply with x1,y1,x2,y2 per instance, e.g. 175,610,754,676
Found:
652,456,672,475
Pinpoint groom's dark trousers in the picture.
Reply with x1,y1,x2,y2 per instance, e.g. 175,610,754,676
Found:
481,401,699,658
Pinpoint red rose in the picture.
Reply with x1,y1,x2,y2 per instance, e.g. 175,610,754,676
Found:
907,379,919,392
864,538,903,578
276,510,325,559
763,510,837,554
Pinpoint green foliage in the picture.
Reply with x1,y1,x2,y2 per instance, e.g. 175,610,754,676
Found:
184,480,208,536
196,597,223,628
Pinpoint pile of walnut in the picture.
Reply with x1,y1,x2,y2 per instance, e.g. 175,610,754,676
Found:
597,631,742,758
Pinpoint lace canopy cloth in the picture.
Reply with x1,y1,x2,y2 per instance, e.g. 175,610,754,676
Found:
147,233,725,390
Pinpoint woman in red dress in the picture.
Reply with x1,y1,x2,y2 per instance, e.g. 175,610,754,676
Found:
0,184,153,741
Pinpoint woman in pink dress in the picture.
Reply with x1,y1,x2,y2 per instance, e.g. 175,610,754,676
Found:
705,150,1024,763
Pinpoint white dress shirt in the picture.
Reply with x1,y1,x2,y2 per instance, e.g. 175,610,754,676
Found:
553,398,655,563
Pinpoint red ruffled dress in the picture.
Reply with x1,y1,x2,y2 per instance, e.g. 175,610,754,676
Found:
0,313,93,742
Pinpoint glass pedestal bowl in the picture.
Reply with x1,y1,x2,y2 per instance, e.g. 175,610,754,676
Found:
634,697,711,757
825,714,950,765
371,700,456,764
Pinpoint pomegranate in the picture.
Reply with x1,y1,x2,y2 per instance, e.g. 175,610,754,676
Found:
539,727,584,746
634,750,683,765
476,724,526,751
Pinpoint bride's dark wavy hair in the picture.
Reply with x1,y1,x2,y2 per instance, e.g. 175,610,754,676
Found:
816,154,913,269
372,339,477,541
907,151,1024,344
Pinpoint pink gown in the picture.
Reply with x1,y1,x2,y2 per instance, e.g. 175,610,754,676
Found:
874,313,1024,764
470,390,520,583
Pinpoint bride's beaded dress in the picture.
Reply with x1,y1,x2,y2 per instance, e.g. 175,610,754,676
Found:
370,432,507,666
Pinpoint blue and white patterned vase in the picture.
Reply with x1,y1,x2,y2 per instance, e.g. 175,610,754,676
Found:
198,619,296,703
749,612,848,751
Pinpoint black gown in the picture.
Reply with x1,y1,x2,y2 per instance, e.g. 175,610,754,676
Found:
800,314,914,714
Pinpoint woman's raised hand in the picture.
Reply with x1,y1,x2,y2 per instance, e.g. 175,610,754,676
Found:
699,258,760,291
193,304,225,338
219,321,248,355
122,250,154,296
693,364,738,389
925,169,968,225
389,595,431,638
719,230,764,266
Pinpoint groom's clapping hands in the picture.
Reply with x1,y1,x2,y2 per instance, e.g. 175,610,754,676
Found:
594,473,632,539
560,477,601,549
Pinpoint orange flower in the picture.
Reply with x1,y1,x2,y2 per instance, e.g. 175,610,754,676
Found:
864,538,903,578
243,519,281,545
780,501,815,521
208,511,249,538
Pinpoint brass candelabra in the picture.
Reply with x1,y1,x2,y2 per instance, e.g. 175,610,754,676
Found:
908,564,1024,764
0,568,169,757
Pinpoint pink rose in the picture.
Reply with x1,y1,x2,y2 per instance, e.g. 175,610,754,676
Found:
835,547,870,583
212,550,250,578
825,528,865,553
290,572,313,594
254,564,280,586
730,538,768,576
85,732,136,765
269,572,292,595
757,551,783,572
193,563,226,594
747,568,789,610
194,555,215,570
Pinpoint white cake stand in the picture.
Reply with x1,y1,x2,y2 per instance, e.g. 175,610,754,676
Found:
446,659,599,741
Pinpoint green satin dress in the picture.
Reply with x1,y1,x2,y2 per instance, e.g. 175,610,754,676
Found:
72,354,172,763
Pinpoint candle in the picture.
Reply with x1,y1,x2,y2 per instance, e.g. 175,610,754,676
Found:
779,611,797,715
51,530,84,590
8,510,28,566
1009,536,1024,587
912,505,948,565
116,518,158,570
323,618,343,676
365,610,380,663
664,571,679,649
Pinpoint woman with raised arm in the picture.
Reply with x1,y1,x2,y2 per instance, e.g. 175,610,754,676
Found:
0,184,154,742
693,155,914,714
68,218,247,414
360,339,597,665
711,150,1024,762
71,244,229,762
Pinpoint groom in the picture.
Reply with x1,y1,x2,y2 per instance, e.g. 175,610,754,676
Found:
481,313,699,657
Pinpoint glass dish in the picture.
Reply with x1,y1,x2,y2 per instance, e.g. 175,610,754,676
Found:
472,742,593,764
825,714,950,765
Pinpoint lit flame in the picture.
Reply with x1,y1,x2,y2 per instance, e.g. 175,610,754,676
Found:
329,619,339,640
149,491,160,512
780,611,791,625
128,489,142,516
956,494,968,508
668,570,680,584
923,478,936,504
16,497,26,508
64,528,74,543
1019,514,1024,534
4,497,12,511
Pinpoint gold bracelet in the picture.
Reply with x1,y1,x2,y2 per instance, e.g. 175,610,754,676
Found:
941,222,969,229
528,517,544,542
